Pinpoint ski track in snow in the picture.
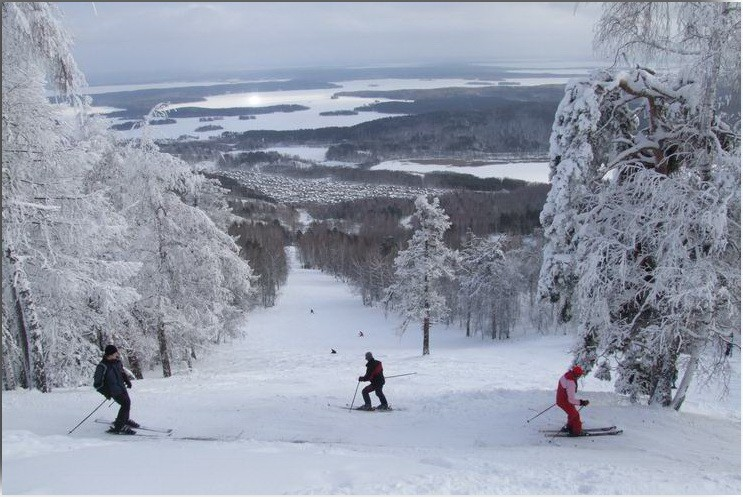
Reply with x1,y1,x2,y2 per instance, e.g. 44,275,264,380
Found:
2,247,740,494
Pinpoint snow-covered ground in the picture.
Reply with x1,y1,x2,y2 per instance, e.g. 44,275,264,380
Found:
3,247,740,494
372,159,551,183
249,148,552,184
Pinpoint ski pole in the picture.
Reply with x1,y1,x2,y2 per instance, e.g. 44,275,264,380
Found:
386,372,417,379
67,398,108,434
526,403,555,423
349,381,361,411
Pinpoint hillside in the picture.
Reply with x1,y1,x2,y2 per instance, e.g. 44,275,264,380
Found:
2,247,739,494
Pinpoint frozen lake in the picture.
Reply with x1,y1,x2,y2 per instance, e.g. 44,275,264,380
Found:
241,146,551,183
371,159,551,184
97,73,584,140
90,66,589,183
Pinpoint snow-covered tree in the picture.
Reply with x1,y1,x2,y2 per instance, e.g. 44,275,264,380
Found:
507,232,553,333
3,2,257,388
92,126,255,377
2,2,138,389
458,234,521,340
538,71,637,323
385,196,454,355
540,3,741,409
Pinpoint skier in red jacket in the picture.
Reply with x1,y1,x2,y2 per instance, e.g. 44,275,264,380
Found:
556,365,589,436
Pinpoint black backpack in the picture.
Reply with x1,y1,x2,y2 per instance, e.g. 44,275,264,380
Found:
93,362,110,398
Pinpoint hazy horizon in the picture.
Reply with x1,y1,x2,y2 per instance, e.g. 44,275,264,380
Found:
57,2,606,86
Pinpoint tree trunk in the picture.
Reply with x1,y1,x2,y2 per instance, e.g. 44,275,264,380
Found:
2,307,17,390
671,341,702,411
7,247,49,392
127,350,144,380
423,243,430,356
422,315,430,356
4,248,30,388
696,2,727,183
155,207,172,378
12,279,32,389
648,344,678,407
157,318,172,378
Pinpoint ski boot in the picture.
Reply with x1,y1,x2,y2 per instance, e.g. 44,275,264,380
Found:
107,425,137,435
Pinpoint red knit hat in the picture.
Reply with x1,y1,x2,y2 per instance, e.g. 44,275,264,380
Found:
571,365,584,377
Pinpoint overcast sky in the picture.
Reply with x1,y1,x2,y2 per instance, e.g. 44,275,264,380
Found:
57,2,605,84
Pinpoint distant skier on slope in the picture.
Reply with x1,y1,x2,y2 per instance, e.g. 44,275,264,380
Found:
93,345,139,435
357,351,389,410
556,365,589,436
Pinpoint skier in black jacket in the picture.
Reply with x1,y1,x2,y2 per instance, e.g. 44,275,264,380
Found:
93,345,139,434
357,351,388,410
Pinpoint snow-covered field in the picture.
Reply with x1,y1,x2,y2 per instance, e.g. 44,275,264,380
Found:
249,148,552,184
3,247,740,494
372,159,551,183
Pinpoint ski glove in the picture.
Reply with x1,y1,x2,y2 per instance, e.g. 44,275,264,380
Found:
579,399,589,406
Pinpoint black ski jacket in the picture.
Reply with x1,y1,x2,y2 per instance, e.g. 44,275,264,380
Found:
93,359,131,398
360,359,385,387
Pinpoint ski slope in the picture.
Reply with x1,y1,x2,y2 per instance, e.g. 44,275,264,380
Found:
2,247,740,494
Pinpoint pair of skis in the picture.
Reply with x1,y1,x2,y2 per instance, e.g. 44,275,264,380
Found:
95,419,241,441
330,404,399,412
540,425,623,437
95,418,172,436
352,405,394,412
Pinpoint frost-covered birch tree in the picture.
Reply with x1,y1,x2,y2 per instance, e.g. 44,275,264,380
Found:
385,196,454,355
2,2,138,389
92,127,254,377
3,2,257,389
539,2,741,409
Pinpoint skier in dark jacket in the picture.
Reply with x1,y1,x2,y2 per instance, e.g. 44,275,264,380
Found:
357,351,388,410
93,345,139,434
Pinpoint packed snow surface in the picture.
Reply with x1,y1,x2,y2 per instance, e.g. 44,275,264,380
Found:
2,247,740,494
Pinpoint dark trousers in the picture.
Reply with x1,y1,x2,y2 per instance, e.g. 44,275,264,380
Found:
112,391,131,429
362,384,387,407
